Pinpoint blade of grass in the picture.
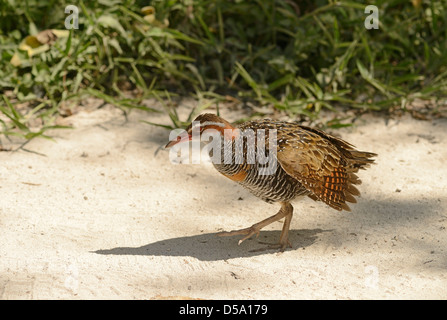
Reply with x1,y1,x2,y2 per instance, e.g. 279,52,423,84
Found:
1,96,28,131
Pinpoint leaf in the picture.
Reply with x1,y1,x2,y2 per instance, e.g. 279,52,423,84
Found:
20,35,41,49
356,59,388,96
85,88,160,113
140,120,174,130
185,63,205,90
64,29,73,56
356,60,405,96
234,62,262,99
10,52,23,67
97,15,128,39
51,29,70,38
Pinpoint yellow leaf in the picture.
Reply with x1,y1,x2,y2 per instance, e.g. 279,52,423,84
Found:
20,35,41,49
18,36,50,57
141,6,155,15
144,14,155,24
51,29,69,38
412,0,422,9
10,53,22,67
28,44,50,57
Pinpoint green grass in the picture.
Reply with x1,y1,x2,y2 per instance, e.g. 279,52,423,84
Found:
1,0,446,140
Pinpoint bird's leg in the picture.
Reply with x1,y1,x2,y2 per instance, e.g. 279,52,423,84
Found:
278,205,293,250
256,203,293,252
217,202,293,251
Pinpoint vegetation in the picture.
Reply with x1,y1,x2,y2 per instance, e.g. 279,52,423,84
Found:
1,0,446,141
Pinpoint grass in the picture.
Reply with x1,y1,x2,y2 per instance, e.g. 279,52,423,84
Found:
1,0,446,141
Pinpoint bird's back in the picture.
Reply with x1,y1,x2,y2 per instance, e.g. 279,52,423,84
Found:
213,119,376,210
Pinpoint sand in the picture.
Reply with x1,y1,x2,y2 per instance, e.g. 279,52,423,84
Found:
0,100,446,299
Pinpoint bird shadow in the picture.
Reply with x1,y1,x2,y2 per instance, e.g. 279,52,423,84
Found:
94,229,328,261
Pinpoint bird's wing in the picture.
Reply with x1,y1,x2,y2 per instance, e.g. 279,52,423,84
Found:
276,128,361,211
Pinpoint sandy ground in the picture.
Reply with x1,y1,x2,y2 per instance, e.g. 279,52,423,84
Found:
0,100,446,300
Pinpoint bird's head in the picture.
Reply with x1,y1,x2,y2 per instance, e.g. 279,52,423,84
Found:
165,113,236,148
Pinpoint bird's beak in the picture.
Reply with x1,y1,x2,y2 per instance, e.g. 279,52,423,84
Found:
165,134,191,148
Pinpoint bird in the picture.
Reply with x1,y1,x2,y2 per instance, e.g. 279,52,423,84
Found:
165,113,377,251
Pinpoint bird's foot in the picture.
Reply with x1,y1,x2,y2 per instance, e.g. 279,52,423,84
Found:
217,225,261,245
217,227,292,252
216,202,294,252
254,239,292,253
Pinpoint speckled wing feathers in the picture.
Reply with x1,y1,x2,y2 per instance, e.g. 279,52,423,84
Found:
274,124,376,211
238,120,375,211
